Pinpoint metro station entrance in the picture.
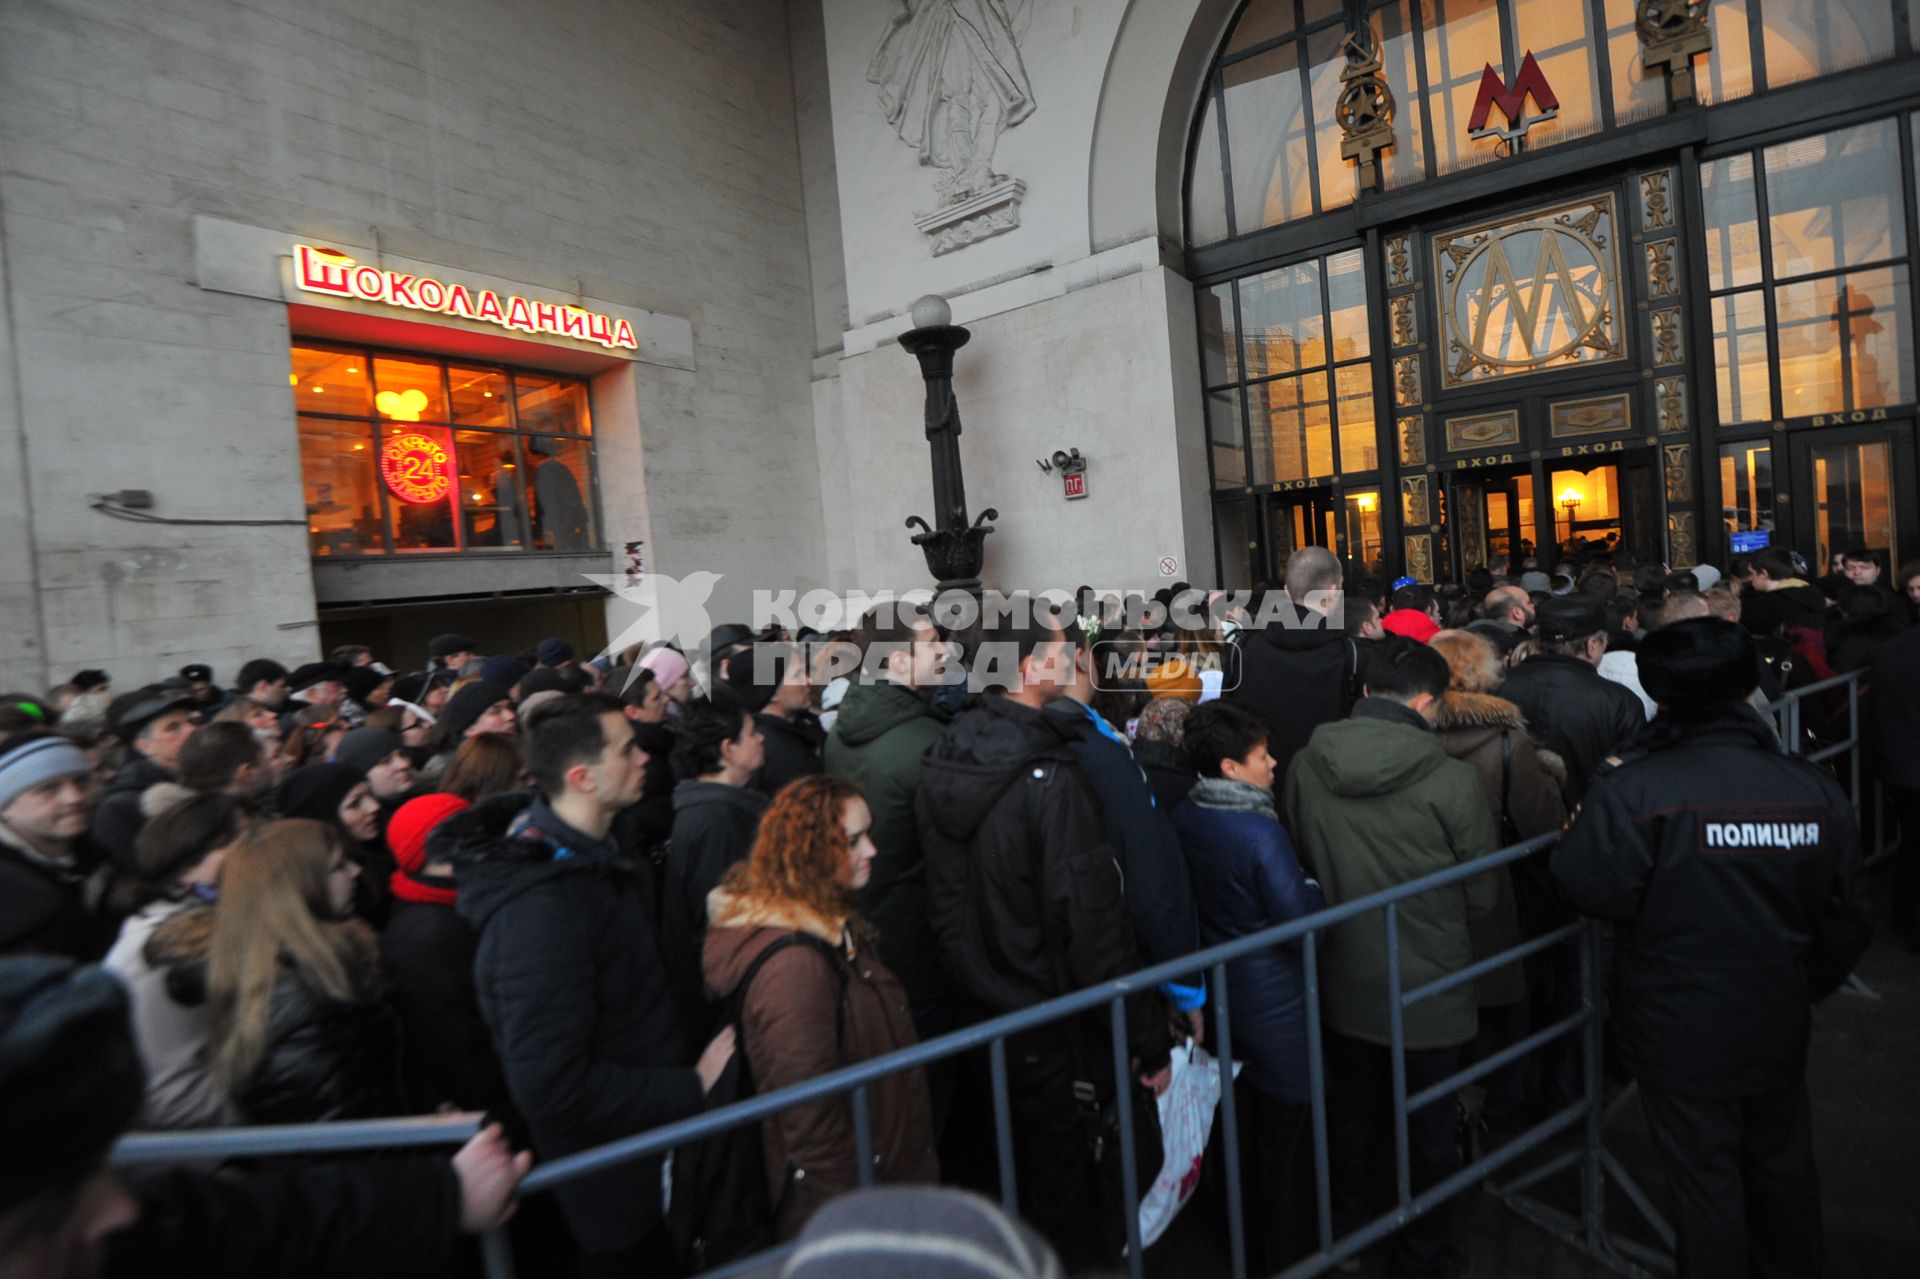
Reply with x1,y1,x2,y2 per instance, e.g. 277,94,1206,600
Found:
1444,451,1662,576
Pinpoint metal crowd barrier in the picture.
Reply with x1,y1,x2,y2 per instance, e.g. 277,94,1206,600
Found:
109,684,1886,1279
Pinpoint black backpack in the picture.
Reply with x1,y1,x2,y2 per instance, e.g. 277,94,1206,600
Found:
666,931,848,1272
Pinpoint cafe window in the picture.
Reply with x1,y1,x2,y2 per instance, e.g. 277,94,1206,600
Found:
1702,116,1916,426
293,343,600,558
1198,247,1378,487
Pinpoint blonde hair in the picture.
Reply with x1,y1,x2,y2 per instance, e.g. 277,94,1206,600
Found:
207,819,361,1093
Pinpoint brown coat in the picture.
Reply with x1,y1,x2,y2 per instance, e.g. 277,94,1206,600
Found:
702,887,938,1239
1431,691,1570,1007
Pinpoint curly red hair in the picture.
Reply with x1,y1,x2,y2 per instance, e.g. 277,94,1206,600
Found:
722,774,872,942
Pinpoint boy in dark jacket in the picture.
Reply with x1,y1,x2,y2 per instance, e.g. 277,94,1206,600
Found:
1174,701,1324,1272
1225,548,1364,789
1551,620,1871,1279
665,699,769,933
454,695,737,1270
719,642,826,798
917,604,1171,1270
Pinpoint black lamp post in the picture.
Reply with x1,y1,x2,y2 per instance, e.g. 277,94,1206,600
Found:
900,294,997,594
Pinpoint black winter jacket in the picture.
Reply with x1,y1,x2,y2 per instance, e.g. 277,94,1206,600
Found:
379,894,516,1120
666,780,770,932
1498,653,1646,805
627,719,678,852
451,792,705,1255
0,831,112,960
1044,700,1202,972
1868,626,1920,789
1225,607,1362,788
108,1158,461,1279
1741,581,1832,640
752,710,825,798
91,756,174,872
1132,739,1199,814
153,908,405,1124
1550,707,1873,1097
917,695,1170,1072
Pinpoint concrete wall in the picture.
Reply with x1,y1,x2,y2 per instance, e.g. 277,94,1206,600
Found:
808,0,1219,595
0,0,826,689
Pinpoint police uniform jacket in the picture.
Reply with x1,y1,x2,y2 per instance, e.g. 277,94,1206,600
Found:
1549,706,1872,1098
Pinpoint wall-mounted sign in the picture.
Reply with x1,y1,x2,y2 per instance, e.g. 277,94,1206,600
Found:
381,432,454,505
1063,472,1087,500
295,244,639,351
1468,52,1558,145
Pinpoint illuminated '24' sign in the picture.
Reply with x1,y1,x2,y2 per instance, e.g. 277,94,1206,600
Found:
381,432,454,505
295,244,639,352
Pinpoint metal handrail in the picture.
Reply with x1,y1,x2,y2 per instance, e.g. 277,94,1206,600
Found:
101,686,1880,1278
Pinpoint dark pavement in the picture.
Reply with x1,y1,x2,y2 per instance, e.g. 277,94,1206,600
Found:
1145,884,1919,1277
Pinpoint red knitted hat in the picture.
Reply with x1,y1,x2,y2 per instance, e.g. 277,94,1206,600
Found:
387,793,470,876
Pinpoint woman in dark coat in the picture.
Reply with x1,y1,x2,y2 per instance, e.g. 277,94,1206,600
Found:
151,818,404,1123
1172,701,1324,1272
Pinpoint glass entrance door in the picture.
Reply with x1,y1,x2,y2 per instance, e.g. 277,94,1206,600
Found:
1452,468,1537,574
1789,425,1915,575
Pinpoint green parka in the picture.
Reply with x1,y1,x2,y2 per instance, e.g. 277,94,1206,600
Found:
1281,699,1500,1050
823,680,948,1004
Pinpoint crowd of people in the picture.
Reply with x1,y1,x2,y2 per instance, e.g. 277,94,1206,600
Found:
0,536,1906,1279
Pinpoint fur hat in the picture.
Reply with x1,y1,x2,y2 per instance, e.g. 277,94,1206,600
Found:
1536,595,1608,645
1428,629,1504,694
1638,617,1760,709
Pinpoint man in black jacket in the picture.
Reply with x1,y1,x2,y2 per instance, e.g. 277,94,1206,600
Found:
1499,595,1646,806
1225,547,1363,790
719,641,826,797
1551,620,1872,1279
665,698,769,932
0,733,113,960
1741,547,1833,641
0,954,529,1279
1869,624,1920,947
90,688,199,871
918,603,1171,1270
1048,634,1206,1031
454,695,736,1272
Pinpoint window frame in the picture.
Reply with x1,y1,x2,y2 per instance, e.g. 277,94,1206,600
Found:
292,340,603,561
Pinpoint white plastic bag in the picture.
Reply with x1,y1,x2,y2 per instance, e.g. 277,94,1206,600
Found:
1138,1040,1223,1247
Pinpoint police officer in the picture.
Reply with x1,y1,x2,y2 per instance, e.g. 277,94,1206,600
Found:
1550,618,1872,1279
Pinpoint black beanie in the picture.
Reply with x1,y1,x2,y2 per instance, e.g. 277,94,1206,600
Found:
340,665,389,708
715,642,792,716
439,681,512,740
515,666,572,700
1639,617,1761,710
275,761,366,824
332,727,404,775
0,957,145,1213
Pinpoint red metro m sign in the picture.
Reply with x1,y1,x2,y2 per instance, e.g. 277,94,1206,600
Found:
1468,51,1558,146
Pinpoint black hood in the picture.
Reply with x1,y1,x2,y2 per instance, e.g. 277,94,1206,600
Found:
671,780,769,819
443,790,610,934
917,696,1078,843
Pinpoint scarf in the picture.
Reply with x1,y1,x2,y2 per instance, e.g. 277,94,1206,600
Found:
1189,776,1279,822
389,868,457,907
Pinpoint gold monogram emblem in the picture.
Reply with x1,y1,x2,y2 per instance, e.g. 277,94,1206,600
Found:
1434,196,1625,387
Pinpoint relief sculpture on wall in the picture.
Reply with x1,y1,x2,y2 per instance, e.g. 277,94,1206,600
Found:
870,0,1037,254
